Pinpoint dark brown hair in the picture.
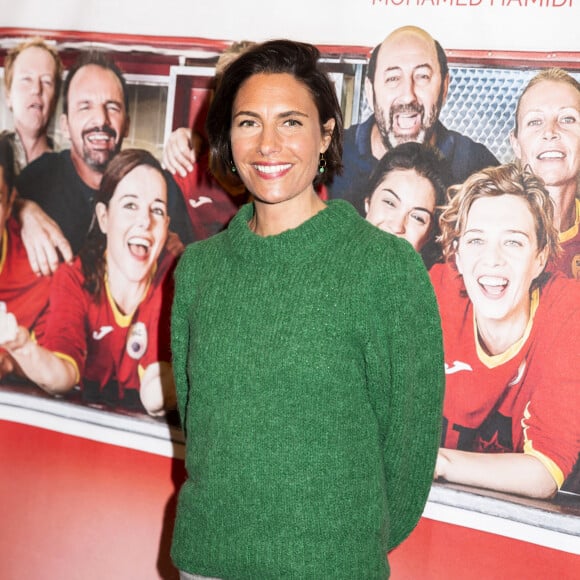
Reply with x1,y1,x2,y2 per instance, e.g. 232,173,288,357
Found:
79,149,165,297
206,39,343,189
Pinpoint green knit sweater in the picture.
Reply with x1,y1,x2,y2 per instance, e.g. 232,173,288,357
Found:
171,200,444,579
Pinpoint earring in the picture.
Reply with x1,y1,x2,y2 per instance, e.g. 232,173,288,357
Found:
230,162,237,173
318,153,327,174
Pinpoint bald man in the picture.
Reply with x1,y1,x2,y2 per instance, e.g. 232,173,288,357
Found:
330,26,498,214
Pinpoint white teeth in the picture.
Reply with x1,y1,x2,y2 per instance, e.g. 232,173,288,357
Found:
478,275,507,287
538,151,564,159
254,164,291,174
87,134,110,142
128,236,151,248
395,112,420,130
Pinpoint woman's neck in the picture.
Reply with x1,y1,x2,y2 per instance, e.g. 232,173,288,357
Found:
475,301,531,356
16,128,51,165
106,267,152,317
250,191,327,237
547,182,578,232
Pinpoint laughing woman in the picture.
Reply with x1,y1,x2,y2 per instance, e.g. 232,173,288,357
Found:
0,149,176,416
431,163,580,498
170,40,444,580
364,142,450,268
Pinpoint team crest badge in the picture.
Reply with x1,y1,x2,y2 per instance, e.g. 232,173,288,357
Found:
126,322,148,360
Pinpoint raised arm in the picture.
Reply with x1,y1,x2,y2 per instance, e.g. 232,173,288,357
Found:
16,198,73,275
162,127,204,177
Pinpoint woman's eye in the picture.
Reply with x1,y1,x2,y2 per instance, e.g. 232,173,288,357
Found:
152,207,166,217
411,213,429,226
123,202,137,210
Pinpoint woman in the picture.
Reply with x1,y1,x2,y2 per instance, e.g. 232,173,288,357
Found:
2,37,62,172
0,136,50,378
0,149,176,416
171,40,444,579
430,163,580,499
510,68,580,279
364,141,450,268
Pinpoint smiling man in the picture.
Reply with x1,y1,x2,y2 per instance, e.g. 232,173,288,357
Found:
330,26,498,215
16,51,193,262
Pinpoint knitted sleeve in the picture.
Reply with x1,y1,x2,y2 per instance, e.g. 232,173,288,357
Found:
171,246,195,431
367,239,445,551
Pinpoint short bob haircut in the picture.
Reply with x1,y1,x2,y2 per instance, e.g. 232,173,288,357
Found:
206,39,343,188
439,163,560,290
365,142,452,269
79,149,167,298
513,68,580,137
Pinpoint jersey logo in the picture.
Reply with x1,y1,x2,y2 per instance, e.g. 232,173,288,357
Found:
445,360,473,375
92,326,114,340
189,196,213,209
507,360,527,387
127,321,148,360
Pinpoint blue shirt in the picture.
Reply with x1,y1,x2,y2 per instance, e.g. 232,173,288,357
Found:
329,116,499,215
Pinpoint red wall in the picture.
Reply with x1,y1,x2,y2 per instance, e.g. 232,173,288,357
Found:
1,420,577,579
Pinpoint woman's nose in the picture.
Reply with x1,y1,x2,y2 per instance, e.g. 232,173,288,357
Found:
257,124,281,155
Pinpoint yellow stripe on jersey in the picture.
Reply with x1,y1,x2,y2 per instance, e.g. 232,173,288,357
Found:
521,401,565,489
475,288,539,369
0,228,7,275
558,198,580,244
104,267,155,328
52,351,81,385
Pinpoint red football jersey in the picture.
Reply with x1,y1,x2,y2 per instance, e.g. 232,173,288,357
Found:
548,199,580,280
0,216,51,338
430,263,580,488
40,251,175,402
173,153,247,241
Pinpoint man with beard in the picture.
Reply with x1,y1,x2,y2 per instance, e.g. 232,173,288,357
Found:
16,51,193,272
330,26,498,215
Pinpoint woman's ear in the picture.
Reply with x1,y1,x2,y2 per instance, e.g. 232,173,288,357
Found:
95,202,108,235
453,240,463,274
320,118,336,153
534,245,549,277
509,129,522,161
